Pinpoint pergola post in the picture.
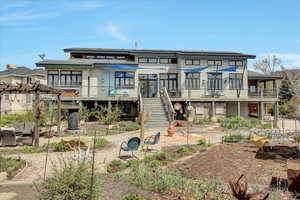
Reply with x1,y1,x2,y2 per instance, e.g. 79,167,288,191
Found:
33,91,40,147
57,94,61,136
237,101,241,117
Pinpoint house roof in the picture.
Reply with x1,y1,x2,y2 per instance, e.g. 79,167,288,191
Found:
248,70,282,80
36,59,138,67
64,48,256,58
0,67,45,76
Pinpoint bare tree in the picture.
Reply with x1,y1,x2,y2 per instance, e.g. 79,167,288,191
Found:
253,55,282,75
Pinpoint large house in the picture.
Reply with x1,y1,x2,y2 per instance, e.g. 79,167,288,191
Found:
36,48,282,127
0,65,46,114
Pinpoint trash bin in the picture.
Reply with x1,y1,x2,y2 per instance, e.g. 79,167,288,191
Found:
68,108,79,130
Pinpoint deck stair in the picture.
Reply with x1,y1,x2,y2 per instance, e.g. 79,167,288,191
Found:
142,98,169,128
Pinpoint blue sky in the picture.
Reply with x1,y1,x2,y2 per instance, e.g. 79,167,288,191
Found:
0,0,300,70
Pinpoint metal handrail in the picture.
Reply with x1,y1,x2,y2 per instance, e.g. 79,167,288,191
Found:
160,87,176,121
138,84,143,112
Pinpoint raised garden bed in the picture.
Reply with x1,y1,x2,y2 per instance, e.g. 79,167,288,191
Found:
0,156,26,179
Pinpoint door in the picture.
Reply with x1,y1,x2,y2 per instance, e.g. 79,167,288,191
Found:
139,74,158,98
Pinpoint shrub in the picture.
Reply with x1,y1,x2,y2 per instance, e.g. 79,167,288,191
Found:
193,118,211,125
95,138,109,149
123,194,145,200
36,160,101,200
220,117,259,129
197,138,206,146
0,156,26,173
20,145,46,153
295,135,300,143
143,152,168,167
260,122,273,129
112,121,140,131
50,142,71,152
222,134,249,143
107,160,128,173
177,146,189,153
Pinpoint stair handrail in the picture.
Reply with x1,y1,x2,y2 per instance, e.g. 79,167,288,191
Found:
160,87,176,121
138,83,144,112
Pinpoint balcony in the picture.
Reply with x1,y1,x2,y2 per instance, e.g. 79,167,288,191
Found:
248,88,277,98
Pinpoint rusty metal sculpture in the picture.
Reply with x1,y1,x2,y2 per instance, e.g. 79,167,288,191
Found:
228,175,269,200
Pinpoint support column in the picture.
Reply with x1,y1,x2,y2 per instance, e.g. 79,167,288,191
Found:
274,101,279,127
237,101,241,117
259,102,264,121
57,94,61,136
33,91,40,147
211,101,216,121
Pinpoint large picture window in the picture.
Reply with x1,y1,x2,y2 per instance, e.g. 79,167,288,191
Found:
185,72,200,89
185,59,201,65
208,60,222,66
159,73,178,91
229,60,243,67
115,72,135,89
207,73,222,90
138,57,157,64
60,70,82,87
47,70,59,86
229,73,243,89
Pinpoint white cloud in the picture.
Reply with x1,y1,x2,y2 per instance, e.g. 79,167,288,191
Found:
0,11,58,24
66,0,105,10
97,22,128,41
256,53,300,68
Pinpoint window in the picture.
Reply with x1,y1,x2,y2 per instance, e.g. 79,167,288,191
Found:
159,58,177,64
138,57,157,63
47,70,59,86
229,60,243,67
185,72,200,89
229,73,243,89
159,73,178,90
185,59,201,65
207,73,222,90
208,60,222,66
60,71,82,87
115,72,135,89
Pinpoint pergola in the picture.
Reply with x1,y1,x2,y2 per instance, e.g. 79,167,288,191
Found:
0,81,62,147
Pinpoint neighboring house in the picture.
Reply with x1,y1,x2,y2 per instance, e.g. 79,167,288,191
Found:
36,48,282,126
0,65,46,114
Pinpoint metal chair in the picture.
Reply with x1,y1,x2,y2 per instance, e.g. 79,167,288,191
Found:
119,137,141,157
144,132,160,145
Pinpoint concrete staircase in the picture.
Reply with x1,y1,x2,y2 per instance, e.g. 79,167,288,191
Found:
142,98,169,128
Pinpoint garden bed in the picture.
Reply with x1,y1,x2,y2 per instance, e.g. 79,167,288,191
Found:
0,156,26,179
167,142,300,186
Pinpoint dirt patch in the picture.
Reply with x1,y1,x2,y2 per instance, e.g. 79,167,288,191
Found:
0,184,38,200
167,142,300,186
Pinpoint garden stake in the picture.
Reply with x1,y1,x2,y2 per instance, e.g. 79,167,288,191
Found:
90,130,97,200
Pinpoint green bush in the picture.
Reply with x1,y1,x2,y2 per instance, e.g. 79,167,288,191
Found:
111,121,140,131
193,118,211,125
295,135,300,143
20,145,46,153
107,160,128,173
50,142,71,152
36,160,101,200
222,134,249,143
0,156,26,173
197,138,206,146
260,122,273,129
177,146,189,153
220,116,259,129
95,138,109,149
123,194,145,200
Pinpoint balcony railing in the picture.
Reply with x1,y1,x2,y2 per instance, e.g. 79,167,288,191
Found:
43,85,278,99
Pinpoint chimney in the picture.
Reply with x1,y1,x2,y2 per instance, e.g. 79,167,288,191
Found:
5,64,17,69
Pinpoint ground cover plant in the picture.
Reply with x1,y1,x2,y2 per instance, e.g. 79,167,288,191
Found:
111,121,140,131
193,118,211,125
222,134,250,143
0,156,26,174
36,159,101,200
219,117,259,129
95,138,109,149
122,194,145,200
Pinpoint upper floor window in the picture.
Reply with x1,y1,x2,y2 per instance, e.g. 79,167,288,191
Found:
60,71,82,87
185,72,200,89
138,57,157,64
229,60,243,67
207,73,222,90
229,73,243,89
115,72,135,89
47,70,59,87
185,59,200,65
208,60,222,66
159,58,177,64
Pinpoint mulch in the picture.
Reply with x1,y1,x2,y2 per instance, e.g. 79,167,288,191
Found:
167,142,300,186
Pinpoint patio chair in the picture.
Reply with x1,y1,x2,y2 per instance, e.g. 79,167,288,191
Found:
144,132,160,145
119,137,141,157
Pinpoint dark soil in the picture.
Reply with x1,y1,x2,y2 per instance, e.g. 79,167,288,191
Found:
167,142,300,186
